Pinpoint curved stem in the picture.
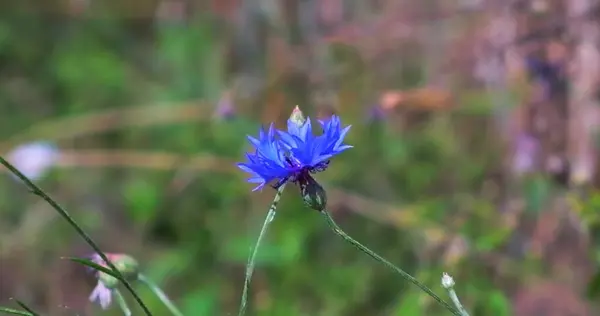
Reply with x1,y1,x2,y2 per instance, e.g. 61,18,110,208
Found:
138,274,184,316
238,184,286,316
114,290,132,316
321,210,461,316
0,157,153,316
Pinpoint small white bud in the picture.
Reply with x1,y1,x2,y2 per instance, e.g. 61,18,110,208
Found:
441,272,455,289
289,106,307,127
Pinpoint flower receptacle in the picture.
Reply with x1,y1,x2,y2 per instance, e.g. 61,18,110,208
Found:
300,176,327,212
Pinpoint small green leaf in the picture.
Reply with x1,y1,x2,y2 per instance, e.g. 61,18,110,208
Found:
63,257,120,279
0,307,34,316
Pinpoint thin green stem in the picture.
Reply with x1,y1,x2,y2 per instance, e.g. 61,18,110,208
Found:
0,156,153,316
114,290,132,316
321,210,461,316
138,274,184,316
238,184,287,316
447,288,469,316
10,300,39,316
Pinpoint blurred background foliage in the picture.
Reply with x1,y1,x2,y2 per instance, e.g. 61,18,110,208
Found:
1,0,600,315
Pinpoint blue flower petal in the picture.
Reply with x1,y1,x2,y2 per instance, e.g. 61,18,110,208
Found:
237,112,352,190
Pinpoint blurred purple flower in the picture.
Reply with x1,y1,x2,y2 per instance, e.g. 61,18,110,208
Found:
88,253,120,310
367,104,386,122
89,281,113,310
6,141,59,180
88,253,109,276
512,133,540,175
524,56,566,99
213,91,236,120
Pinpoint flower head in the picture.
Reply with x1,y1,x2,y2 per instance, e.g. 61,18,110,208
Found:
89,253,139,282
88,254,116,309
89,281,113,309
512,133,539,175
6,141,59,181
212,90,236,120
367,103,386,122
88,253,140,310
237,106,352,191
441,272,455,289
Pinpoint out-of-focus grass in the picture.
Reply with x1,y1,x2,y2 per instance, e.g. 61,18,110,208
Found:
0,1,598,316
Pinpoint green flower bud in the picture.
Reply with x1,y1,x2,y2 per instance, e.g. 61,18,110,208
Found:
99,271,119,289
92,253,140,286
290,106,307,127
300,176,327,212
112,254,139,282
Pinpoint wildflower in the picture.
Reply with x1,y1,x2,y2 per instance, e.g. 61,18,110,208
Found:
88,253,139,309
6,141,59,181
441,272,455,289
237,106,352,196
212,90,236,120
512,133,539,175
89,253,140,281
366,103,386,122
89,281,113,309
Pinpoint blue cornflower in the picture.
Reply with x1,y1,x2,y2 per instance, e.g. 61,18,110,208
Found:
237,106,352,192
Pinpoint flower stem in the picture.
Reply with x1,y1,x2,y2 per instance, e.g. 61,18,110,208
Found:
238,183,287,316
441,274,469,316
114,290,132,316
447,288,469,316
138,274,184,316
321,210,461,316
0,157,153,316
